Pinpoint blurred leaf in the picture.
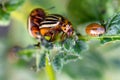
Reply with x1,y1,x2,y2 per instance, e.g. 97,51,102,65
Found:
63,54,80,63
16,59,29,67
100,38,113,44
18,49,35,58
111,59,120,69
0,0,24,25
5,0,24,12
67,0,114,25
63,50,106,80
0,9,10,25
73,40,88,54
0,10,10,20
100,13,120,43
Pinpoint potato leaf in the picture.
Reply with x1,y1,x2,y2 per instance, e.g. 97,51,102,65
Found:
73,40,88,54
101,13,120,43
5,0,24,12
39,53,46,68
62,38,75,52
52,52,65,70
0,9,10,25
63,54,80,63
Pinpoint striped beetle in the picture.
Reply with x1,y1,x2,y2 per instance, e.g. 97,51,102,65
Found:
28,8,74,43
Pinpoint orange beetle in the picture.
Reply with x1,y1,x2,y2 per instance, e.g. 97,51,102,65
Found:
28,8,74,42
28,8,46,39
85,23,105,36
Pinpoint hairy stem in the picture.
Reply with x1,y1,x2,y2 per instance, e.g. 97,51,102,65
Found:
78,35,120,41
36,49,40,72
45,53,56,80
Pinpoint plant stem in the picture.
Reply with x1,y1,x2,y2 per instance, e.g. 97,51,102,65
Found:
78,35,120,41
36,49,40,72
45,53,56,80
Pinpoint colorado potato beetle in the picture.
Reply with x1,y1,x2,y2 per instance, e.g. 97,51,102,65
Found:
85,23,105,36
28,8,46,39
28,8,74,42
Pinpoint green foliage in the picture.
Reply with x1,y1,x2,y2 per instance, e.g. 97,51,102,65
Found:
63,38,88,54
4,0,24,12
52,52,65,70
1,0,120,80
105,13,120,35
17,37,88,71
39,53,46,68
67,0,110,25
100,13,120,43
52,52,81,71
0,9,10,25
62,38,75,52
0,0,24,25
41,40,53,49
18,48,35,58
73,40,88,54
10,0,120,72
63,50,106,80
63,54,80,63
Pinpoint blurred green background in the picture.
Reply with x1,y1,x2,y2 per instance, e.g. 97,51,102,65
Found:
0,0,120,80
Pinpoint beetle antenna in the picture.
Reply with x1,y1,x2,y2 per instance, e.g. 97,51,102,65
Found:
47,6,55,10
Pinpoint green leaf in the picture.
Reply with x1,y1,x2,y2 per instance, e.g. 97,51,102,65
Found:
63,51,106,79
64,54,80,63
0,0,24,25
62,38,75,52
41,39,53,49
0,9,10,25
39,53,46,68
5,0,24,12
105,13,120,35
100,13,120,43
52,52,65,70
73,40,88,54
100,38,112,44
18,49,35,58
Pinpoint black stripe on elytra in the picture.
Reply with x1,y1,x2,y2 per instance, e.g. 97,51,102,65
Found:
46,14,65,22
51,14,65,22
46,14,61,19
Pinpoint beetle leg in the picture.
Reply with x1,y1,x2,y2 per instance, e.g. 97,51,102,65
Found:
34,42,40,48
61,32,66,41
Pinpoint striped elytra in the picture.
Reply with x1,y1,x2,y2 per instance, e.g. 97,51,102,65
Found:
85,23,105,37
28,8,74,42
28,8,46,38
